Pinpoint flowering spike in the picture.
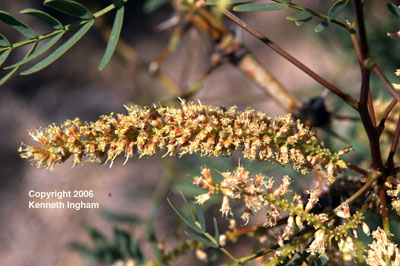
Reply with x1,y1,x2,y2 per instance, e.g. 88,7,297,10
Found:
19,101,346,182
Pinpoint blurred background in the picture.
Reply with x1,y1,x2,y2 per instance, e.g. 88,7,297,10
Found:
0,0,399,265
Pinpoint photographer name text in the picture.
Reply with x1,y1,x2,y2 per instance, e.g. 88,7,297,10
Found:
28,190,99,211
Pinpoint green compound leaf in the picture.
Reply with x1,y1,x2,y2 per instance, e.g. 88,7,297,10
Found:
167,198,203,234
5,32,64,69
314,21,329,32
0,49,11,67
0,33,10,47
20,19,94,75
328,0,349,19
98,5,124,71
195,204,206,233
387,3,400,18
233,3,288,12
185,231,218,248
286,10,313,21
313,0,348,33
0,42,38,86
181,191,197,224
44,0,94,20
0,11,36,39
143,0,168,13
207,0,253,5
20,8,64,30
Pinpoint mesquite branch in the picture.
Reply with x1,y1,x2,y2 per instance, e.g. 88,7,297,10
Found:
221,8,359,110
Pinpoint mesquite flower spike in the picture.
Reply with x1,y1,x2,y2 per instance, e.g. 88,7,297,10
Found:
19,100,347,182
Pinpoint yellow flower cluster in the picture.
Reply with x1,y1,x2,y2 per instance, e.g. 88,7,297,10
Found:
365,227,400,266
19,100,347,180
192,166,327,230
192,165,372,260
194,166,291,225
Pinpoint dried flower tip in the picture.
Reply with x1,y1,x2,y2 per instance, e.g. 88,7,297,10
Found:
241,208,252,225
277,236,284,247
273,175,291,198
282,216,295,240
295,215,303,228
335,202,351,219
305,189,319,212
228,219,237,230
362,222,370,236
392,199,400,216
352,229,358,239
263,206,280,227
259,235,267,244
307,229,327,257
316,213,329,223
385,181,393,190
220,195,232,218
195,249,208,262
338,236,356,262
219,234,227,246
201,168,214,185
195,193,211,205
293,194,303,211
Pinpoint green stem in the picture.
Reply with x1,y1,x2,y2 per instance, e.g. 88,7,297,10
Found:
332,171,380,216
203,232,237,262
234,229,314,265
379,186,391,237
0,0,127,53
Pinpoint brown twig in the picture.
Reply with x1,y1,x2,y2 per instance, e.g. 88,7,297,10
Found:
221,8,359,110
353,0,383,170
387,113,400,168
378,99,398,136
354,0,389,236
348,163,369,176
332,114,359,121
350,19,376,126
368,91,377,127
350,31,362,64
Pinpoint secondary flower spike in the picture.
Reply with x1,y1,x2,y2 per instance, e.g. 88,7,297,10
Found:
18,100,348,181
